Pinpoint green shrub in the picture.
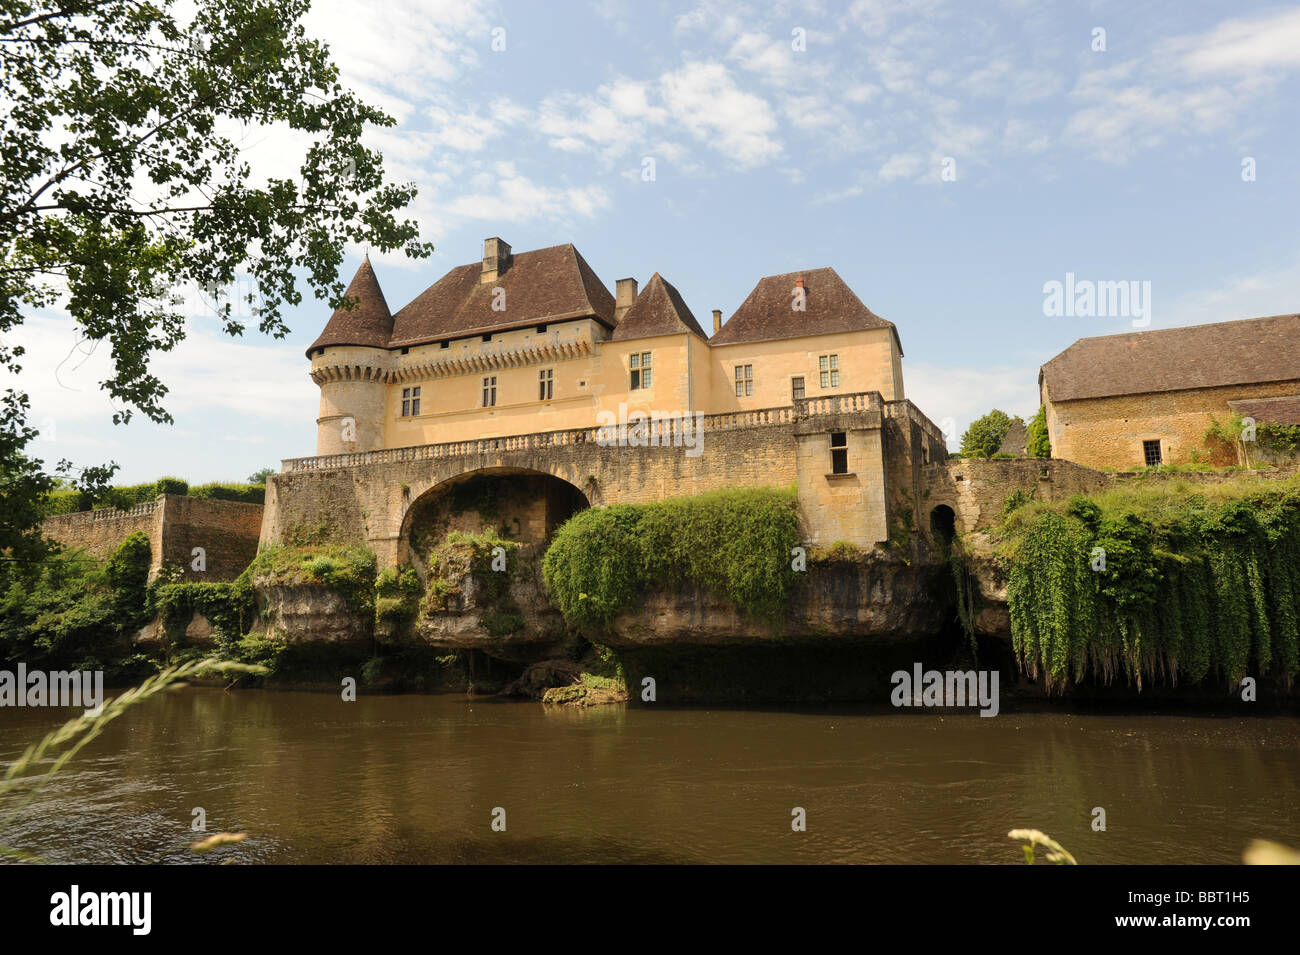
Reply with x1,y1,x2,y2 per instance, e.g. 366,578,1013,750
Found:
104,531,152,623
238,544,377,615
154,476,189,496
189,482,265,504
960,409,1020,458
94,483,157,510
45,476,265,515
1002,488,1034,516
41,489,91,515
0,533,155,672
542,487,800,630
1258,422,1300,459
374,566,422,638
481,609,526,636
149,581,253,645
1026,405,1051,459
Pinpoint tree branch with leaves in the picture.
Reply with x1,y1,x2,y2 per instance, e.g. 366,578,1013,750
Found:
0,0,431,577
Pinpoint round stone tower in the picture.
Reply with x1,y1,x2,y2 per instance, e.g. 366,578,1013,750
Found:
306,257,393,455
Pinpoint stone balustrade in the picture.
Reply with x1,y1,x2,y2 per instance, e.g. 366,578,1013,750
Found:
282,392,887,473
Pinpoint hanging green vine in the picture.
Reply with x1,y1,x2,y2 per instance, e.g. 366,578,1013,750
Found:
999,480,1300,692
948,542,980,659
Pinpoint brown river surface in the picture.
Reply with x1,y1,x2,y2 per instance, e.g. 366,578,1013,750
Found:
1,688,1296,864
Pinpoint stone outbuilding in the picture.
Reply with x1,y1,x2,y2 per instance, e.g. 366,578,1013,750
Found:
1039,313,1300,469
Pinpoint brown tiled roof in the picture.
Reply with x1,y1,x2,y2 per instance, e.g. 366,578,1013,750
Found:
611,273,708,341
1040,314,1300,402
1228,395,1300,426
306,258,393,356
709,267,899,351
388,243,614,348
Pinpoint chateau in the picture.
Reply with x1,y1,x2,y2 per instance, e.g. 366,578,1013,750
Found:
306,238,905,454
259,237,948,566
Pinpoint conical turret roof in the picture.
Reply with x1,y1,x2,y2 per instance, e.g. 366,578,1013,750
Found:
306,257,393,356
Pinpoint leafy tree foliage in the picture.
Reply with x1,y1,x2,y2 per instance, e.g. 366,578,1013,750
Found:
1026,405,1051,458
960,409,1020,458
0,531,150,670
1,0,429,563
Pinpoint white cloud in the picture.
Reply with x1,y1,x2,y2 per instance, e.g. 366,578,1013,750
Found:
303,0,495,111
440,163,611,224
1163,253,1300,329
877,152,925,181
1168,8,1300,77
1063,10,1300,162
535,63,780,170
2,313,317,426
660,61,782,168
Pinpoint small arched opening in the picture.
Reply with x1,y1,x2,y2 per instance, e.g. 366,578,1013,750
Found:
930,504,957,546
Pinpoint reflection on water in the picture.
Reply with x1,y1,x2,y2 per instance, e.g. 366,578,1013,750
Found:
1,688,1296,864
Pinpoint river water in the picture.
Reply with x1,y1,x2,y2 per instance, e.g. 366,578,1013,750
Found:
1,689,1296,864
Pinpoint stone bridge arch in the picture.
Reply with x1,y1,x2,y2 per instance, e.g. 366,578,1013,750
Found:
397,466,591,568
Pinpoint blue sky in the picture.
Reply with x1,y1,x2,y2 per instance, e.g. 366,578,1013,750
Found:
10,0,1300,483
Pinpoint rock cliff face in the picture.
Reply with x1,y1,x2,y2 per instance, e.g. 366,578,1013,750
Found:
962,534,1011,638
607,554,957,648
240,553,973,654
248,581,370,645
225,547,1015,702
412,567,571,660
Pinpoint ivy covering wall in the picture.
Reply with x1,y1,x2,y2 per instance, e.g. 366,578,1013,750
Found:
999,479,1300,691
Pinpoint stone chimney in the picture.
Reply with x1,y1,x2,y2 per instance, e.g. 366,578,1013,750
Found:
615,277,638,322
481,237,512,284
712,309,722,335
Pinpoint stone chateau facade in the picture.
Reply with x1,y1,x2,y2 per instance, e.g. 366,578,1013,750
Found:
270,237,948,560
307,237,908,456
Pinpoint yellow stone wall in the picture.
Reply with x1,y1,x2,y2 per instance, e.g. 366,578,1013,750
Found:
794,421,889,546
312,344,390,454
311,322,905,455
708,327,901,411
